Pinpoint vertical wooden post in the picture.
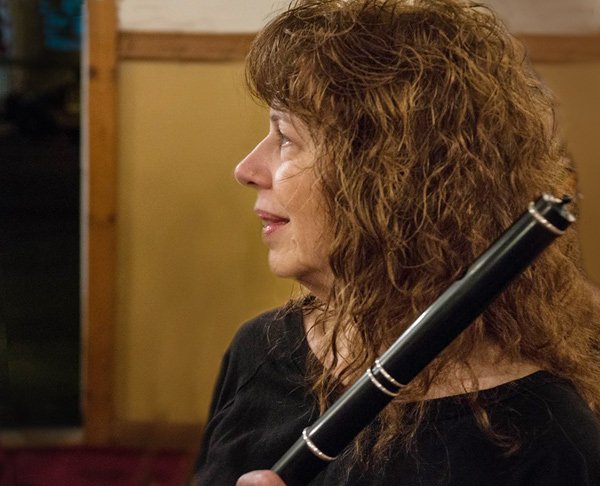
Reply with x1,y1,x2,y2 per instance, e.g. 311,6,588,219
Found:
84,0,118,445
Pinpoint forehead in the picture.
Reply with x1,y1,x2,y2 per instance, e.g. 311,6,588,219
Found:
269,109,292,124
269,108,315,143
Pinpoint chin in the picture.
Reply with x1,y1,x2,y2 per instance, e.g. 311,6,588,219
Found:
267,252,306,281
268,260,296,280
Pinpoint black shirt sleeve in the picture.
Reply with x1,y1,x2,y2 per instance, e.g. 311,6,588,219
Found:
193,308,318,486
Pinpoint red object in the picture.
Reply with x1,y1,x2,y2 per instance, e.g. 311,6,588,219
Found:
0,446,194,486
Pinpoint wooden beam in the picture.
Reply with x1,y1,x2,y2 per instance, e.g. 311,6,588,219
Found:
118,32,600,63
518,34,600,63
85,0,118,445
119,32,255,62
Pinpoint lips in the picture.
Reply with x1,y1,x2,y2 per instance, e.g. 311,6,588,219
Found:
255,209,290,236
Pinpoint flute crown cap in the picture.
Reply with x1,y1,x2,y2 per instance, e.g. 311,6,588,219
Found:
560,195,572,206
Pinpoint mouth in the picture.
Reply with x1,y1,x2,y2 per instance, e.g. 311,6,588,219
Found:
255,209,290,236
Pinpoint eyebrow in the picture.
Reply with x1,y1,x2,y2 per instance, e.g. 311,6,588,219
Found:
270,111,290,124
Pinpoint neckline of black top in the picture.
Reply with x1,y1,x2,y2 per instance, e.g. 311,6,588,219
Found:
277,305,562,423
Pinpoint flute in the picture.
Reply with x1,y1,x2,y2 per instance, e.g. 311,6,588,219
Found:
271,193,575,486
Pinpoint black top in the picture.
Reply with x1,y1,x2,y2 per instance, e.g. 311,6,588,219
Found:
194,308,600,485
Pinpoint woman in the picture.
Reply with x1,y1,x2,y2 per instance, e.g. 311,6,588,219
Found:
195,0,600,484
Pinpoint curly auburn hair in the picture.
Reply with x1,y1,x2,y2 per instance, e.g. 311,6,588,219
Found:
246,0,600,466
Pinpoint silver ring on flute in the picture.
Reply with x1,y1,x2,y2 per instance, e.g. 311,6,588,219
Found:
373,359,403,387
528,201,564,235
302,428,337,462
366,368,400,397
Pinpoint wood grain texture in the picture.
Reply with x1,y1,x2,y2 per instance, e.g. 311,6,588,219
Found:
86,0,118,446
119,32,255,61
519,34,600,62
118,32,600,63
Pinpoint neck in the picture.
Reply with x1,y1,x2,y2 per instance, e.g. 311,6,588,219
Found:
423,359,541,400
303,310,541,398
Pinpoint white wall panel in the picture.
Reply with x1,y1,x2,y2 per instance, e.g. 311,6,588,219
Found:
118,0,600,34
118,0,290,32
486,0,599,34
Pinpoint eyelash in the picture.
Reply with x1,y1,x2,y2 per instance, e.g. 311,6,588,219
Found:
276,128,291,147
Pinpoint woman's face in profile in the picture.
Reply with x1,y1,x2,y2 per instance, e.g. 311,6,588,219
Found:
235,109,333,297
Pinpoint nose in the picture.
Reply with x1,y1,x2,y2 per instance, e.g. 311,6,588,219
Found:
234,137,272,189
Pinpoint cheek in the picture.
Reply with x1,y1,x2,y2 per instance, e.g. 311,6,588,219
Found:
296,200,330,256
274,175,314,213
273,154,319,206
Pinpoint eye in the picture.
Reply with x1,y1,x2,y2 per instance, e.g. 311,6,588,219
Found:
276,127,291,147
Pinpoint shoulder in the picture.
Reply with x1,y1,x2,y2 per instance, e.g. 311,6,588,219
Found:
531,375,600,459
220,306,304,391
499,373,600,484
204,305,304,417
228,306,303,363
512,373,600,441
195,306,315,485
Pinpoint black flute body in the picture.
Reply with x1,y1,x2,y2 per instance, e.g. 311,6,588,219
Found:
271,194,575,486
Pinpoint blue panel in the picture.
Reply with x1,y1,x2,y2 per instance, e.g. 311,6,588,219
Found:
39,0,84,51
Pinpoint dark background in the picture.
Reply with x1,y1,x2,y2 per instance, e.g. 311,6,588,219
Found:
0,0,82,428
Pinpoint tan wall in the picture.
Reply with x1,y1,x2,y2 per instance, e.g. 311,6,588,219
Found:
116,61,293,423
115,59,600,425
535,62,600,284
